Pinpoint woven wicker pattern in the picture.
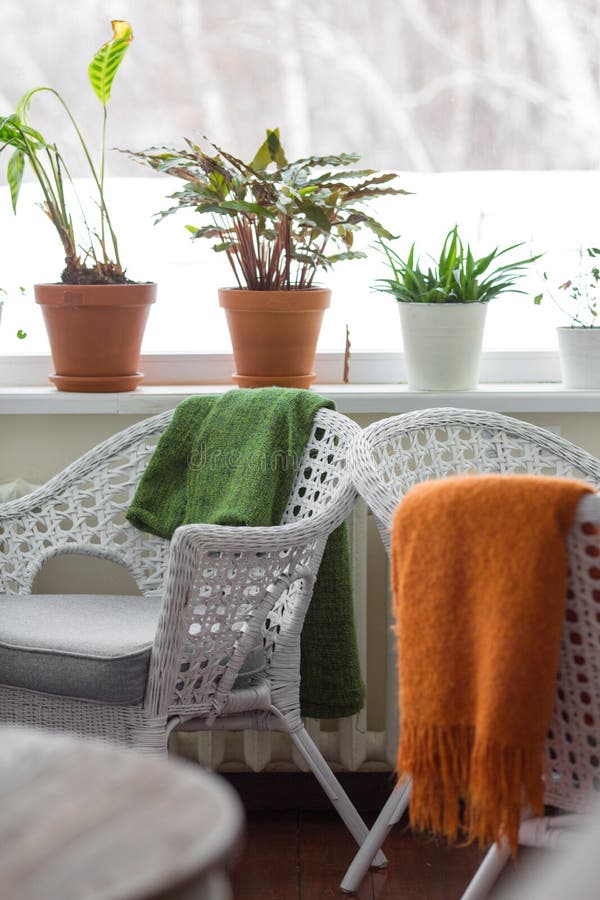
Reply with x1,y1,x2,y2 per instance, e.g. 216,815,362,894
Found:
341,408,600,896
547,505,600,810
0,411,173,596
0,407,356,738
166,542,313,718
350,408,600,813
352,408,600,553
0,405,388,864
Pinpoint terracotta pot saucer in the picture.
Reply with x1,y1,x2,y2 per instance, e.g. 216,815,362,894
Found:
232,373,316,389
49,373,144,393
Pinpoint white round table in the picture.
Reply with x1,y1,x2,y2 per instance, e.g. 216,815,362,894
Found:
0,727,244,900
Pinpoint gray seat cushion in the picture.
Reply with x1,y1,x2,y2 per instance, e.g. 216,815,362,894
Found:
0,594,162,705
0,594,267,706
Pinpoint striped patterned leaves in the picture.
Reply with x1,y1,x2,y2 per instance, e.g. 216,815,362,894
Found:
7,150,24,212
0,113,45,211
88,20,133,107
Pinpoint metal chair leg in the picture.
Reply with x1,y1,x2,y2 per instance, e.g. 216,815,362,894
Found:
460,842,511,900
340,778,411,893
289,725,388,869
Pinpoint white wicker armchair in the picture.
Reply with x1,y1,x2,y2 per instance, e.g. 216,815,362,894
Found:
0,406,385,865
341,408,600,898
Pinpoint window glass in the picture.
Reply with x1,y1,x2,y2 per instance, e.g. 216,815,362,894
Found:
0,1,598,356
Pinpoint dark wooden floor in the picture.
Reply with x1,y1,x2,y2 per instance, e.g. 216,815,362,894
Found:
229,809,488,899
224,775,538,900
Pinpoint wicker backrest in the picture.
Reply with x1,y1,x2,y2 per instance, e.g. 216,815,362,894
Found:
0,410,174,595
0,405,356,596
351,407,600,551
550,494,600,811
281,408,357,525
350,408,600,814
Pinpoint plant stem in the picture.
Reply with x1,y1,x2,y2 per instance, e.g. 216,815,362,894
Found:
284,215,291,290
100,104,107,260
23,87,121,270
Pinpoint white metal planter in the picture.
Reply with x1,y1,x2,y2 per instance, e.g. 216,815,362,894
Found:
557,327,600,389
398,302,488,391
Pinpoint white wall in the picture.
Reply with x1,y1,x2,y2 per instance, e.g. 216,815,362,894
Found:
3,411,600,485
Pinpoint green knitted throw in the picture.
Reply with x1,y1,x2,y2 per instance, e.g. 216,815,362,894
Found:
126,388,364,718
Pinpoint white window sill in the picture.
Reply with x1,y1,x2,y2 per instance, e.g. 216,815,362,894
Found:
1,382,599,415
0,348,565,390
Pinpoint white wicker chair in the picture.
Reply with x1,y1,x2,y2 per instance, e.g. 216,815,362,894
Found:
341,407,600,897
0,406,385,866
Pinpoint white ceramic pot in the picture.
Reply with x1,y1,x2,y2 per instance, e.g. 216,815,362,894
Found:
398,302,488,391
557,327,600,389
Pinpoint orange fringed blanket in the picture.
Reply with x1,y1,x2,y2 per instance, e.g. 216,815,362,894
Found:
391,474,594,852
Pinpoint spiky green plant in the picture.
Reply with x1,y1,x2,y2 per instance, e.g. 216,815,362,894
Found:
375,226,541,304
0,20,133,284
126,128,407,290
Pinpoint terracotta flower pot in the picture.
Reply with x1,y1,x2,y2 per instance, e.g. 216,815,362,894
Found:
218,287,331,389
35,283,156,392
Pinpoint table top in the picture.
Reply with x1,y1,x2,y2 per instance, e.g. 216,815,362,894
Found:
0,727,244,900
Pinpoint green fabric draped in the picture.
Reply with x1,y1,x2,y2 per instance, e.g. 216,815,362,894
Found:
126,388,364,718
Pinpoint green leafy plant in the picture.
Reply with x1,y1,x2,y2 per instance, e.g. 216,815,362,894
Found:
0,20,133,284
375,226,541,303
126,128,406,290
534,247,599,328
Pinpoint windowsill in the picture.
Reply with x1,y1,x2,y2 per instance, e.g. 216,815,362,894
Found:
0,348,569,390
1,382,600,415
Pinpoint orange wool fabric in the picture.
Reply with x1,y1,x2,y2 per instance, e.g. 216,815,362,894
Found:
391,474,594,852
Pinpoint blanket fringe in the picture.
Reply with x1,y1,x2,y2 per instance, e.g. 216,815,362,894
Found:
399,722,545,853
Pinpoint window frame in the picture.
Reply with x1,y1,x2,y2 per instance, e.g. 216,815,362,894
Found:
0,348,562,387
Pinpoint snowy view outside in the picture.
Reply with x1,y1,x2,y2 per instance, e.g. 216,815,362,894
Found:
3,0,600,172
2,0,600,353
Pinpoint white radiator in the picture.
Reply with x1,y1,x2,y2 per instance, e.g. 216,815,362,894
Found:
172,501,398,773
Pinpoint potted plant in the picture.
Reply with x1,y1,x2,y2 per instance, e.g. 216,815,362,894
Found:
535,248,600,388
127,128,404,387
375,226,540,390
0,20,156,392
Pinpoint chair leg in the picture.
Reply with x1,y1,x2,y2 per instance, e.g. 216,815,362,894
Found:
460,842,511,900
340,778,411,894
289,725,388,868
